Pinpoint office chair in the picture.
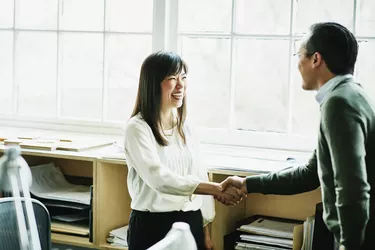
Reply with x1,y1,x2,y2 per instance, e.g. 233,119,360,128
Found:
0,146,46,250
0,197,51,250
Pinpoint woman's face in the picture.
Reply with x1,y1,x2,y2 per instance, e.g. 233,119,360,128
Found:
160,70,187,111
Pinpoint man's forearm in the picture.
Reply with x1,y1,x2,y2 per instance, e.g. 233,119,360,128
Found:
246,164,320,195
337,199,369,249
245,150,319,195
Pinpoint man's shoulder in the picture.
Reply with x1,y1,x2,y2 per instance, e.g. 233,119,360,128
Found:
332,80,362,95
326,81,368,107
322,81,375,124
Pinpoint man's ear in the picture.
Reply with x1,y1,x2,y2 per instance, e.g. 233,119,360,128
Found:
312,52,323,68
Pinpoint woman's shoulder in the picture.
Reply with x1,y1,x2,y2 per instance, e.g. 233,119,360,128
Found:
125,113,149,134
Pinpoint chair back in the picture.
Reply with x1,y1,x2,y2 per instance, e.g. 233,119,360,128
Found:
147,222,197,250
0,197,51,250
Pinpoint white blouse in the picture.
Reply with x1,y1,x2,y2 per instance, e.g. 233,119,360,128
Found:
123,113,215,226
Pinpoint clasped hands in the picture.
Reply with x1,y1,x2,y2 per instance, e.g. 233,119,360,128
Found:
214,176,248,206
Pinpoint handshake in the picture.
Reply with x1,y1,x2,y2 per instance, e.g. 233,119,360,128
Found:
214,176,248,206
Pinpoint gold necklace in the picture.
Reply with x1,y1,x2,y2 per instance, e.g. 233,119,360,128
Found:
162,114,176,137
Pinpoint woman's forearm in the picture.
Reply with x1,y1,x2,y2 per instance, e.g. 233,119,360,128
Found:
194,181,222,196
203,224,210,235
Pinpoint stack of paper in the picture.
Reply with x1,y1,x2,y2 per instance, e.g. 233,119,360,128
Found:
19,141,58,151
30,163,90,205
56,140,114,152
2,135,115,152
239,234,293,249
239,218,297,239
107,225,128,247
29,163,91,237
235,217,302,250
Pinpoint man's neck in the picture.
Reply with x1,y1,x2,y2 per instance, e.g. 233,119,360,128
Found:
317,72,336,89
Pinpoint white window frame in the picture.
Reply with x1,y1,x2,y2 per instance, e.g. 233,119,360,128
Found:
0,0,161,134
0,0,374,153
164,0,374,152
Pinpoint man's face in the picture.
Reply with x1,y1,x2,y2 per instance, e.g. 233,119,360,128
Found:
297,35,319,90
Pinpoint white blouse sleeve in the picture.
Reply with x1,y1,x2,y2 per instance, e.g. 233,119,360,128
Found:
187,122,216,226
199,168,216,226
124,120,200,196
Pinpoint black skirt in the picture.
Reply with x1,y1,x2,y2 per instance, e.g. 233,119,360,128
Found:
127,209,205,250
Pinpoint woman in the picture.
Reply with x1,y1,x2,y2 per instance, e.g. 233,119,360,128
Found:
124,51,242,249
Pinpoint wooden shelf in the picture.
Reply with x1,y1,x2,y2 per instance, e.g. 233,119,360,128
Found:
51,233,95,249
100,243,128,250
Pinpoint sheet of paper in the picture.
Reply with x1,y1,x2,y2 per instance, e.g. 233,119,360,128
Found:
236,241,290,250
109,225,128,241
240,234,293,248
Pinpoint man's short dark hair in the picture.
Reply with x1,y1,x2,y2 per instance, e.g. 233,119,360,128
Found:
305,22,358,75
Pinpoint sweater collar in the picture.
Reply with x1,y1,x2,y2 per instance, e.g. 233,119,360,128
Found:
315,74,353,105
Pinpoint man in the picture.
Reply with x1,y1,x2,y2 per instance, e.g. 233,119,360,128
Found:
221,22,375,250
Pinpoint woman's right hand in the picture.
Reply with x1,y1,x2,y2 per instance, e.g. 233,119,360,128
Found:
214,184,247,206
194,181,246,205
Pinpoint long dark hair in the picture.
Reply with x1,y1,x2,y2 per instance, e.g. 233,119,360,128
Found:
131,51,188,146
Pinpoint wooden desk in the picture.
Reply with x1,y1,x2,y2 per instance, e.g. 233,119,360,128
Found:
0,145,321,250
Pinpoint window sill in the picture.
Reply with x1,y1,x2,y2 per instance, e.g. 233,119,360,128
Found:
0,125,313,174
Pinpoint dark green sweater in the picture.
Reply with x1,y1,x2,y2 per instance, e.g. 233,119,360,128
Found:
246,79,375,249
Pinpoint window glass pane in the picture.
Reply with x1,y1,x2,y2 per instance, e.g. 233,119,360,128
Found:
59,0,104,31
291,66,320,136
106,0,153,32
0,0,14,28
235,0,291,35
356,0,375,36
105,34,152,122
59,33,103,119
356,41,375,103
0,31,13,114
16,0,58,30
234,39,289,132
178,0,232,33
291,39,319,136
16,31,57,117
179,37,231,128
294,0,354,34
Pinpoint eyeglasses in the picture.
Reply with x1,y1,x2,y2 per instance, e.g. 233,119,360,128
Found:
293,52,314,58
